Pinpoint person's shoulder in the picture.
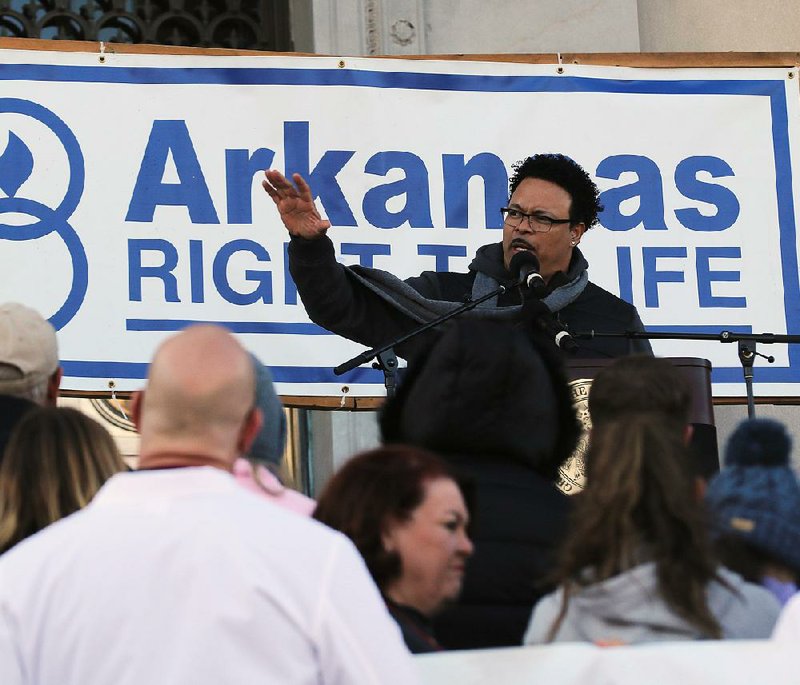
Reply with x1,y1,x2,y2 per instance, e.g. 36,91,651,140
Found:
452,457,571,502
570,281,639,321
220,487,364,581
773,590,800,640
523,588,563,645
579,281,636,310
734,577,782,617
711,569,782,638
0,504,88,578
405,270,473,301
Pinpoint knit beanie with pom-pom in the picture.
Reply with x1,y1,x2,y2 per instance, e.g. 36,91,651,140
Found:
705,418,800,575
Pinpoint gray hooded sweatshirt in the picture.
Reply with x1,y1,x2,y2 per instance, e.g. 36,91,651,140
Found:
524,562,780,645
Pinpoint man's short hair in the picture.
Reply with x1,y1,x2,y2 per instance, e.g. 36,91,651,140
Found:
0,303,59,403
508,153,603,229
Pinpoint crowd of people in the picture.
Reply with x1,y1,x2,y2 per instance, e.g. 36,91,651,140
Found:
1,153,799,682
1,300,800,682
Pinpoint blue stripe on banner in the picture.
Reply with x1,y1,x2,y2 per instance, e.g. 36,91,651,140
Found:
0,64,785,97
126,319,331,335
713,365,800,384
769,88,800,376
271,366,385,384
59,356,800,384
62,361,150,379
61,360,386,384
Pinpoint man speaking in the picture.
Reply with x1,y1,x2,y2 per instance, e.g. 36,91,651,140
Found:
263,153,651,360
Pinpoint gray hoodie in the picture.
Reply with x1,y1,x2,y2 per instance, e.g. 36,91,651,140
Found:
524,562,780,645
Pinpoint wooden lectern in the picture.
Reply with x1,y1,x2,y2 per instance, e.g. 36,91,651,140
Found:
558,357,719,494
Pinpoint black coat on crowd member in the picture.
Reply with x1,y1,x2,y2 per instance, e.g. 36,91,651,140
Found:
380,319,581,649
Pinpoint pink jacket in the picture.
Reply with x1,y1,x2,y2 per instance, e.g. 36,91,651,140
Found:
232,458,316,516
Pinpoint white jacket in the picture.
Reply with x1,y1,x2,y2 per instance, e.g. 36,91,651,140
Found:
0,467,418,685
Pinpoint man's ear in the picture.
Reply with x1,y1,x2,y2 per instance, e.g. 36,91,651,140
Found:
237,407,263,456
570,222,587,244
46,367,63,406
130,391,143,432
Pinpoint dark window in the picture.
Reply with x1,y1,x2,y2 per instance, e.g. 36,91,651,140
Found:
0,0,293,50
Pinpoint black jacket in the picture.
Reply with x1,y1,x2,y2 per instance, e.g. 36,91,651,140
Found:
384,599,442,654
288,236,651,361
380,320,581,649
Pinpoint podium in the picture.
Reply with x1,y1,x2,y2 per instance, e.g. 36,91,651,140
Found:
558,357,719,494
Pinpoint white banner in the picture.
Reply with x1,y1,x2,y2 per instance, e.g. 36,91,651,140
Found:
1,48,798,397
415,641,794,685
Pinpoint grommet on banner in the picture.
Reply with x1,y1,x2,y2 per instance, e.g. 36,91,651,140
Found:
339,386,349,408
338,59,346,69
108,380,128,419
98,41,106,64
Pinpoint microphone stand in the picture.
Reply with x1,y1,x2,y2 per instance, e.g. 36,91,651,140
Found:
572,329,794,418
333,280,520,397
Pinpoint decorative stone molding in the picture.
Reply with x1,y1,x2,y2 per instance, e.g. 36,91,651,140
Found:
311,0,425,56
380,0,424,54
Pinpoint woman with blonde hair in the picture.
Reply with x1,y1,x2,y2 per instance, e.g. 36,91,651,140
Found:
524,356,780,645
0,406,126,554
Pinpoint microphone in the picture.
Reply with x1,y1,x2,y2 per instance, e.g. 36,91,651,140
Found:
509,251,545,290
519,280,579,354
554,323,578,354
534,313,579,354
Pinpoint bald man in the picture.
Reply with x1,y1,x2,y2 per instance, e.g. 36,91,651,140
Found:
132,324,262,472
0,325,419,685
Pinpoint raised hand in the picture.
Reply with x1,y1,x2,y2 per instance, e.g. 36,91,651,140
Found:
262,170,331,239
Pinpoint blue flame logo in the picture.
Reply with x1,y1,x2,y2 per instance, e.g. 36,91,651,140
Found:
0,131,34,197
0,100,87,330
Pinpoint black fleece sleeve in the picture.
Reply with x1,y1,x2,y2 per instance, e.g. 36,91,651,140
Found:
287,235,427,353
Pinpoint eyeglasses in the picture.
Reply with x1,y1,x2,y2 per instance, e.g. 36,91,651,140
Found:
500,207,572,233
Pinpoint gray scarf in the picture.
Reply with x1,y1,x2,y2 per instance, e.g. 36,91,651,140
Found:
349,246,589,322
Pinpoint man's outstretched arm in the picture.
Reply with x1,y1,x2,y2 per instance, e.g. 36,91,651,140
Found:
262,170,423,352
